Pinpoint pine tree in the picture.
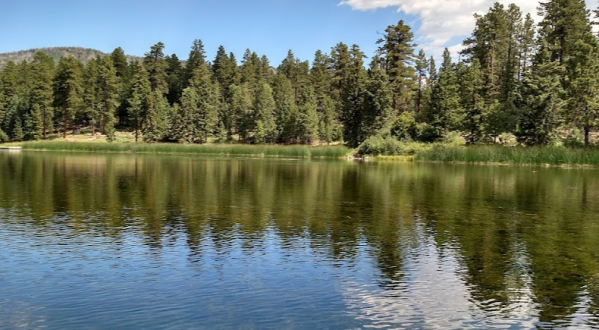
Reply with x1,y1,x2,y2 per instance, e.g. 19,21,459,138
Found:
253,82,277,143
213,47,241,100
319,96,338,145
428,49,463,134
143,42,168,95
171,93,196,143
260,55,274,84
297,85,319,144
279,50,300,100
0,62,18,126
189,65,219,143
376,20,417,113
12,116,23,141
241,50,262,92
96,56,120,138
330,42,350,120
459,59,486,143
128,63,152,142
111,47,132,127
362,66,394,138
566,35,599,145
111,47,130,80
26,104,43,140
82,58,100,134
516,43,565,145
166,54,183,105
53,56,84,138
538,0,591,66
517,14,536,79
30,52,55,138
342,45,367,147
414,49,429,114
184,39,207,86
273,73,299,143
141,91,169,142
228,84,253,141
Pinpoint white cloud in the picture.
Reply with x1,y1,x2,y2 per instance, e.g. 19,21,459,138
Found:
340,0,598,59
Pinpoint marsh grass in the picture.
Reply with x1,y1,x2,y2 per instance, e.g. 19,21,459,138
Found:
21,141,351,159
415,145,599,166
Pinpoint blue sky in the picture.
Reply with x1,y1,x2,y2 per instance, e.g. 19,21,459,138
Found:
2,0,597,65
0,0,411,65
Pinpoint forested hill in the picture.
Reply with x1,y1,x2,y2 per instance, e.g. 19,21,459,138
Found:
0,47,141,68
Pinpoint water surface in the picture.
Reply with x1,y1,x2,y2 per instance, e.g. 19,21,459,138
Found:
1,151,599,329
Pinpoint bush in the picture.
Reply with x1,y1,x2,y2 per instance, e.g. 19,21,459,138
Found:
0,129,8,142
357,135,405,156
357,135,433,156
415,123,440,142
391,112,418,140
441,131,466,146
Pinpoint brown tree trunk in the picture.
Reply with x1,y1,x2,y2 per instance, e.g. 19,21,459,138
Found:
63,107,68,139
585,126,590,146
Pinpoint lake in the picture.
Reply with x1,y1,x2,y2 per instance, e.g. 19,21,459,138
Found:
1,151,599,329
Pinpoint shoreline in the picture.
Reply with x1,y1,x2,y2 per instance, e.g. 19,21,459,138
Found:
7,141,599,169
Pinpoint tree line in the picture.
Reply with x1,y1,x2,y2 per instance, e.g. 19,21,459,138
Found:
0,0,597,147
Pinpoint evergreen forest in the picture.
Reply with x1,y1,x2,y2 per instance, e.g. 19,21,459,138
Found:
1,0,598,151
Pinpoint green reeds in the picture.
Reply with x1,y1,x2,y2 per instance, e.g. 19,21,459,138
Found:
21,141,351,159
415,145,599,166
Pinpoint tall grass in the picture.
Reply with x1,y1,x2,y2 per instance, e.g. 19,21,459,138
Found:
415,145,599,166
21,141,351,159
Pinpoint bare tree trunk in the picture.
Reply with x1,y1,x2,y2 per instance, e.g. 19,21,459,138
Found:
63,108,68,139
585,126,590,147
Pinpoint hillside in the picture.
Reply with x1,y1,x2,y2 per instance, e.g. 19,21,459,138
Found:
0,47,141,68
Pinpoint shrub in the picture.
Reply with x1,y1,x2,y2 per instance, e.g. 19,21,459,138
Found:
357,135,405,156
441,131,466,146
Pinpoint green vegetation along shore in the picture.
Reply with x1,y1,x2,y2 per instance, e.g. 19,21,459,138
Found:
413,145,599,167
21,141,351,159
17,139,599,168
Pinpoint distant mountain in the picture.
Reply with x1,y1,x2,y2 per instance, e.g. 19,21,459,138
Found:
0,47,142,68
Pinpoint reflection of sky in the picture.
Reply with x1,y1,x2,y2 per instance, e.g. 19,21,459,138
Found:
342,224,542,329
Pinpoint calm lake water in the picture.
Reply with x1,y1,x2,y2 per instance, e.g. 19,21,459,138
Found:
2,151,599,329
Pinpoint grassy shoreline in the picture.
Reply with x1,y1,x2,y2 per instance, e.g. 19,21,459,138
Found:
13,140,599,167
20,141,352,159
414,145,599,167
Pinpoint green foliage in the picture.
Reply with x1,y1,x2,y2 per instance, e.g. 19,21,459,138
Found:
428,49,463,133
12,117,23,141
127,63,151,142
142,92,169,142
416,144,599,166
26,104,43,140
357,134,432,156
318,96,339,145
566,34,599,145
30,52,54,138
297,85,319,144
390,111,418,140
0,128,8,142
53,56,84,138
21,141,351,158
189,64,219,143
253,82,276,143
342,45,367,148
357,135,406,156
228,84,253,140
273,73,299,143
143,42,168,95
516,44,565,145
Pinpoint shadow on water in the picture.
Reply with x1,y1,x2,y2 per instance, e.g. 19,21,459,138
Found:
2,151,599,328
